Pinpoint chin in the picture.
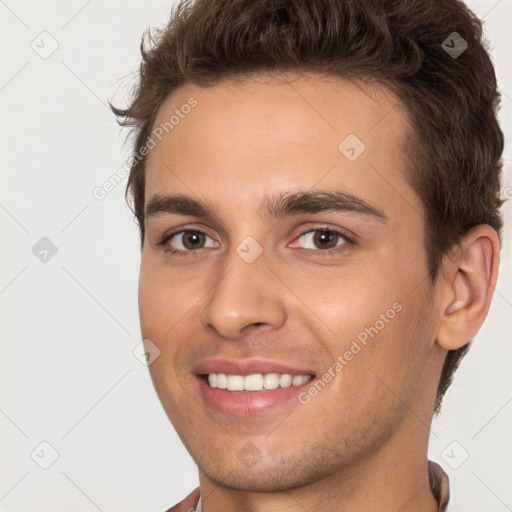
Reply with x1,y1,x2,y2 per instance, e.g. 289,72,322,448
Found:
195,442,353,493
201,462,315,493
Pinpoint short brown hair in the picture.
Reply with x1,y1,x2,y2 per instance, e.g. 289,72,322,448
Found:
111,0,504,413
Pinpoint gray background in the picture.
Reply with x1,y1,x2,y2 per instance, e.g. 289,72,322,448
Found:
1,1,511,511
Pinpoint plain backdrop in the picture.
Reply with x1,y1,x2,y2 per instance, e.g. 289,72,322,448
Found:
1,1,511,511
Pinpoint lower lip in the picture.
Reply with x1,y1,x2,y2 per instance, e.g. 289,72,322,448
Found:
196,376,315,416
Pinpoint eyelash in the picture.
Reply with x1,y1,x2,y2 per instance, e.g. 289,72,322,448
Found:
157,227,355,258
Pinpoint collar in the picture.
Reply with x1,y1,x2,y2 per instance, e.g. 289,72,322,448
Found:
428,460,450,511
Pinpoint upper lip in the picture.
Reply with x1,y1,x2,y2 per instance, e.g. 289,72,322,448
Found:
193,358,316,377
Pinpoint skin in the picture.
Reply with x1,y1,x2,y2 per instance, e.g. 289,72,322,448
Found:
139,73,499,512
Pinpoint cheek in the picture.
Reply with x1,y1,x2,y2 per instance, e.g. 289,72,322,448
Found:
138,262,164,339
297,259,431,386
138,257,213,382
348,288,434,401
138,262,195,411
138,257,199,338
293,266,398,338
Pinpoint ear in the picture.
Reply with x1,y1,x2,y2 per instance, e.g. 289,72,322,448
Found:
436,225,500,351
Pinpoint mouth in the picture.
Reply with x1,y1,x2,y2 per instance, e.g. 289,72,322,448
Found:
193,359,317,416
201,372,313,391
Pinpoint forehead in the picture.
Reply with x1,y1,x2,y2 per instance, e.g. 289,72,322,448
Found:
144,73,418,220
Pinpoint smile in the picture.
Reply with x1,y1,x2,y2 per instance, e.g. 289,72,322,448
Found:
193,359,317,415
206,372,313,391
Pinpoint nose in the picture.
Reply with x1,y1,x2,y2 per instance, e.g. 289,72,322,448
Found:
199,246,287,340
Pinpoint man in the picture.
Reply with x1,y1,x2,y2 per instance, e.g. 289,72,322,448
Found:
112,0,504,510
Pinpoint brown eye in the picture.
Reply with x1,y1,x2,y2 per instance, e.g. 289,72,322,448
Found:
296,229,348,251
313,230,338,249
181,231,206,249
166,230,217,252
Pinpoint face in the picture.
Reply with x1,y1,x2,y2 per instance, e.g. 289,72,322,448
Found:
139,73,442,492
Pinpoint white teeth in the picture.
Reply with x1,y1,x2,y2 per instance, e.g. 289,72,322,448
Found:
292,375,303,386
226,375,244,391
279,374,292,387
263,373,280,389
206,372,312,391
244,373,264,391
217,373,227,389
208,373,217,388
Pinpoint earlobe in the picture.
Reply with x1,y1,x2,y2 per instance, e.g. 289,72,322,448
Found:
436,225,500,351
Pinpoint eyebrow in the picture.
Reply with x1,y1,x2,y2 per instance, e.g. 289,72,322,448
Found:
145,190,387,223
